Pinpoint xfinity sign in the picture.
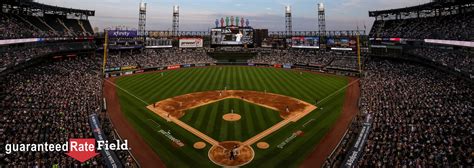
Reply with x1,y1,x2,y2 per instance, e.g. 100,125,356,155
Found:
108,30,137,38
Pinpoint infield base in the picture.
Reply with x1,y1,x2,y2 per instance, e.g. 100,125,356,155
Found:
194,142,206,149
256,142,269,149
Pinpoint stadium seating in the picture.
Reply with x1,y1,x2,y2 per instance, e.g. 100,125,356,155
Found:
0,42,95,71
102,48,362,72
407,48,473,74
0,57,135,166
249,49,357,69
370,12,473,41
0,8,95,71
106,48,217,69
0,13,44,39
357,60,472,166
0,12,93,40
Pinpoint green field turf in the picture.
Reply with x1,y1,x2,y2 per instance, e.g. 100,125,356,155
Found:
180,98,283,142
114,66,349,167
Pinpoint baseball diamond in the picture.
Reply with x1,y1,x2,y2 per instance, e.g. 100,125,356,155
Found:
105,66,357,167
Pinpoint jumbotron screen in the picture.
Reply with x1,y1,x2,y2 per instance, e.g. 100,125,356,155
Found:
291,37,320,48
211,27,254,45
327,37,357,49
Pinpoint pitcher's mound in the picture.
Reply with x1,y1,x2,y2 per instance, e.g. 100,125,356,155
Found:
256,142,269,149
223,113,241,121
194,142,206,149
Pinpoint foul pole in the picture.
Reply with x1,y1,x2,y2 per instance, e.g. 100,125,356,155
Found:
102,31,108,75
357,33,362,74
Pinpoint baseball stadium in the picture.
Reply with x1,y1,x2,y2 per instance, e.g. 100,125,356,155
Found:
1,0,473,167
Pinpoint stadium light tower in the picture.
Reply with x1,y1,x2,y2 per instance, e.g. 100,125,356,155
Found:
138,1,147,37
318,3,326,33
285,5,292,36
172,5,180,36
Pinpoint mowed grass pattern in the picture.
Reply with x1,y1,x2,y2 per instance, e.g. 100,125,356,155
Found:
114,66,349,168
181,98,283,142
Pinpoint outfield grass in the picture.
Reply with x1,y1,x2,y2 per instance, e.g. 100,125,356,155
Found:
114,66,348,167
181,98,283,142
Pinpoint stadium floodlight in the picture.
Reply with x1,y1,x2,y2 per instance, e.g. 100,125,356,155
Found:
285,5,292,36
172,5,180,36
138,1,147,37
318,2,326,33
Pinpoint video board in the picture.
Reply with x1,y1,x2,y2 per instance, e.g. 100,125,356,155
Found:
145,38,173,48
291,37,320,48
211,27,253,45
326,37,358,51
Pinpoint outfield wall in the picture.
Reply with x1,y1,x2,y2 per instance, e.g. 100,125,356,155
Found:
104,63,360,78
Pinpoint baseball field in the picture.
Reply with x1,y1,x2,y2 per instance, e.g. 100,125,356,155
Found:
104,66,359,167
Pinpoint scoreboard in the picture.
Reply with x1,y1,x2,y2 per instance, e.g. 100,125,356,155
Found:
211,27,254,46
291,37,320,49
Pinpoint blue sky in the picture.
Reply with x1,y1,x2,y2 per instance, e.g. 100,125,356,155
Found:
38,0,428,31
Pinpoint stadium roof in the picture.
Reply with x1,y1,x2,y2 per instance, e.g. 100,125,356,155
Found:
2,0,95,16
369,0,473,17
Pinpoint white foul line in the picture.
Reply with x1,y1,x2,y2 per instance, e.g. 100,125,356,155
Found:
105,79,150,106
317,79,360,105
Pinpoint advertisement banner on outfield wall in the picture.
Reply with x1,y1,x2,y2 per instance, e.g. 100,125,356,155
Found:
283,64,292,69
121,66,138,71
105,67,121,72
167,65,181,70
179,38,203,48
274,64,282,68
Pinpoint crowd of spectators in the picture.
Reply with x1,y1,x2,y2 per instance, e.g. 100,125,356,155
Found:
105,51,139,68
327,57,359,70
0,47,52,70
370,11,473,41
106,48,217,69
324,115,366,167
0,13,93,39
0,14,48,39
355,60,473,166
0,56,135,166
408,48,473,74
249,49,358,69
106,48,360,71
1,42,95,71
